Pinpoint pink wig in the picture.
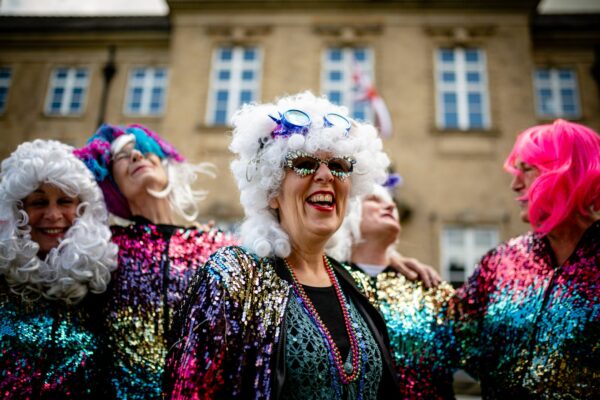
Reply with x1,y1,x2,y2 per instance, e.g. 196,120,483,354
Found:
504,119,600,234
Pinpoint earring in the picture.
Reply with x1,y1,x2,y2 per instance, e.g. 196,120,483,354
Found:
147,181,172,199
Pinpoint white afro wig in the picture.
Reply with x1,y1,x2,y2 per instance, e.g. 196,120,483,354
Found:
230,91,390,258
0,139,118,304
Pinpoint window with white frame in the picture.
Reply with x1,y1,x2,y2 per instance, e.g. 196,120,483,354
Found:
124,67,168,116
45,67,89,116
534,68,581,118
206,46,262,125
0,67,12,114
322,47,373,121
46,67,89,115
440,225,499,288
435,48,490,130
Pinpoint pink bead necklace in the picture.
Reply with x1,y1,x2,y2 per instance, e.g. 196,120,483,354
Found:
284,255,362,384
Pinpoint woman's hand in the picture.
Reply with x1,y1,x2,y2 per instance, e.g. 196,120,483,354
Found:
387,249,442,288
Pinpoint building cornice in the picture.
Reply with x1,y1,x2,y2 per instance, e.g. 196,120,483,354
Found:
0,16,170,33
532,14,600,48
0,16,170,48
167,0,540,13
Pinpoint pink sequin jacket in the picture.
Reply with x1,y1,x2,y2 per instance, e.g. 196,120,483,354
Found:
450,220,600,398
101,217,237,399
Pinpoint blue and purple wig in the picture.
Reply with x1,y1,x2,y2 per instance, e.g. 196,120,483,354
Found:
74,124,185,220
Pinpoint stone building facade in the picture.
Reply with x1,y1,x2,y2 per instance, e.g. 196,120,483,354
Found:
1,0,598,282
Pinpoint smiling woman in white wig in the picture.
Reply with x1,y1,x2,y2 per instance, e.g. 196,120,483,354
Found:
0,139,117,398
166,92,399,399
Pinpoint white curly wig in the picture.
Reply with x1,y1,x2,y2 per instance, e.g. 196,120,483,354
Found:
325,184,397,262
0,139,118,304
230,91,390,258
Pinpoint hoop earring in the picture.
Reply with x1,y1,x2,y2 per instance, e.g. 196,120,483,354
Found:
147,181,172,199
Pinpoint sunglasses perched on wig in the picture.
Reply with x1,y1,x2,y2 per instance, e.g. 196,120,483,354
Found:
285,151,356,180
270,109,352,138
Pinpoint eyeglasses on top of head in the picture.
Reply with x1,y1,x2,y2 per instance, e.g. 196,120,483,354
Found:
269,109,352,138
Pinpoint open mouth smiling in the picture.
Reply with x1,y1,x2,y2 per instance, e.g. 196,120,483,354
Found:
306,192,335,210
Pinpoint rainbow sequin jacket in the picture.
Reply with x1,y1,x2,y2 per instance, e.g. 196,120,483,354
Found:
102,218,236,399
450,220,600,398
0,280,109,399
165,246,400,399
346,265,458,400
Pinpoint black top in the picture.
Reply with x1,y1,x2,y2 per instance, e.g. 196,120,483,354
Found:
303,285,350,360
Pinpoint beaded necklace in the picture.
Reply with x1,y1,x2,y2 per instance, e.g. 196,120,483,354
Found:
284,255,362,385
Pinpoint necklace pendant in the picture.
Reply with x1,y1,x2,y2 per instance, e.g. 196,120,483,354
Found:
344,360,353,374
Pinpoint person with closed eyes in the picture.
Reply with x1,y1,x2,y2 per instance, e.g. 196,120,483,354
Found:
76,124,237,399
0,139,117,398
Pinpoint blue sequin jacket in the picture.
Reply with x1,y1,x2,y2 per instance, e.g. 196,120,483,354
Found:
165,246,400,399
450,220,600,398
0,279,108,399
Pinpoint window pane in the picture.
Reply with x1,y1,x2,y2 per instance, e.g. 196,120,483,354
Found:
439,49,454,63
56,69,68,79
329,71,343,81
243,48,256,61
217,90,228,102
466,72,480,83
242,70,254,81
536,69,550,80
329,49,342,61
465,49,479,63
442,72,455,82
469,113,483,128
468,92,481,105
354,48,367,61
220,48,233,61
444,92,456,107
558,69,574,81
240,90,253,103
328,91,342,104
444,113,458,128
215,110,227,124
218,70,231,81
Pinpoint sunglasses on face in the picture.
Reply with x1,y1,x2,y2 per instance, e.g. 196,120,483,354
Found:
285,151,356,180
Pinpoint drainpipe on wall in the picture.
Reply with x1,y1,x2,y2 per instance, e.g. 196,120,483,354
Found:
97,45,117,128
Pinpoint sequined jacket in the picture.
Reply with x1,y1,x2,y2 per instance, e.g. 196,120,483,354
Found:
103,217,236,399
347,265,458,400
451,221,600,399
166,246,400,399
0,279,108,399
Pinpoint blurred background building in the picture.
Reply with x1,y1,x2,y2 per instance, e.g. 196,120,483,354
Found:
1,0,599,287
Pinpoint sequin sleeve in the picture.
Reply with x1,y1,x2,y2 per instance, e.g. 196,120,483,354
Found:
347,267,458,399
448,247,501,379
448,225,600,397
166,246,289,399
